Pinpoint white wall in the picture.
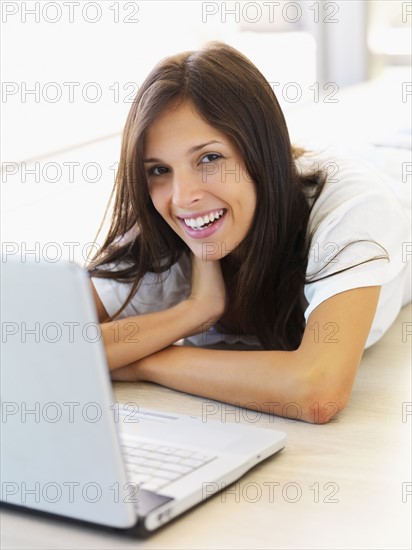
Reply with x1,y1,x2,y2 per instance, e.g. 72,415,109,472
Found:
1,1,324,164
3,0,406,265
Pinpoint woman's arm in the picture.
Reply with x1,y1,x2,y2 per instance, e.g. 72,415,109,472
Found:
111,286,382,423
91,254,227,370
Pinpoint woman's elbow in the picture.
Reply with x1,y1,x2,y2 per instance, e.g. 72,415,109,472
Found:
289,361,352,424
299,377,352,424
301,394,349,424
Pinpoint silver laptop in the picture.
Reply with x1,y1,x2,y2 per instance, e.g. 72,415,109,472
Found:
1,258,286,536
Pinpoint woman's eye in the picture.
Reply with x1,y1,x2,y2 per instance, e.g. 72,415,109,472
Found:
201,153,222,164
148,166,168,177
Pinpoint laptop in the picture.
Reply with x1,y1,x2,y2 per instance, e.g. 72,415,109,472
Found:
1,257,286,536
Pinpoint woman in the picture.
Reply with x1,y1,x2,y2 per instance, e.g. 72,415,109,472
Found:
88,42,411,423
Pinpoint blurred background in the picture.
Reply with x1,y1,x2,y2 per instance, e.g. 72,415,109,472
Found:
1,0,411,264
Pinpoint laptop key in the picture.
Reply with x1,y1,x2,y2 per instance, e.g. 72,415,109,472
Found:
180,458,206,468
156,454,181,464
156,446,181,455
160,463,193,474
129,449,149,458
173,449,194,458
190,452,215,461
139,443,160,451
142,459,163,469
129,465,154,476
123,455,139,463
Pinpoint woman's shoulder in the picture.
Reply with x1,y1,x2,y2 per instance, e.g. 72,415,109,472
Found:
298,139,410,280
295,138,409,215
295,139,386,184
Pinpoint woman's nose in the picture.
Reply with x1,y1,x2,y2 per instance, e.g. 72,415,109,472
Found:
171,170,204,208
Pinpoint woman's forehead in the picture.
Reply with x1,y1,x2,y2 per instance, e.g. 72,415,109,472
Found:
144,102,228,153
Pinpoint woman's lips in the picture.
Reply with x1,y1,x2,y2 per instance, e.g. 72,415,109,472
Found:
177,209,228,239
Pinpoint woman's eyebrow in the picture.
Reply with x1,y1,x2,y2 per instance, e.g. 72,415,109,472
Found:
143,140,223,163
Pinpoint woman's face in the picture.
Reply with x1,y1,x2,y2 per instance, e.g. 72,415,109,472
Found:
143,102,257,261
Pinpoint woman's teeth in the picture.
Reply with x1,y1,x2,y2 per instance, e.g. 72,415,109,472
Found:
184,209,225,230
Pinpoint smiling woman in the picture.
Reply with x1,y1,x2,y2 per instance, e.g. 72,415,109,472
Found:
86,42,411,423
143,103,257,263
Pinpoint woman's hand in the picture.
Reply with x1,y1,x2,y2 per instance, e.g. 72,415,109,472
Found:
188,252,227,324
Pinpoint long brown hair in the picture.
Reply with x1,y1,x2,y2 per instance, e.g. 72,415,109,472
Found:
87,42,388,350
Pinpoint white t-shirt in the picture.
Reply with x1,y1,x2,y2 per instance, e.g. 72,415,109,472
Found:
91,141,411,350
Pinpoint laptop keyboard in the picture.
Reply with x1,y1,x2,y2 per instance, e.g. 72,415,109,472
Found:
119,434,217,493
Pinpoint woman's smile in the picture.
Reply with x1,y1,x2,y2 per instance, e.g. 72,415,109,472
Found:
177,208,228,239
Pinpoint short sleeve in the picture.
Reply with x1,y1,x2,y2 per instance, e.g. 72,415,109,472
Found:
90,253,192,319
302,152,411,329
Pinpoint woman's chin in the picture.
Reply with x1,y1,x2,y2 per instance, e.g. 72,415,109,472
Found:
189,243,225,262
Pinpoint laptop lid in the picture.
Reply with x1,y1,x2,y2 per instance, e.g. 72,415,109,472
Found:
1,258,141,528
